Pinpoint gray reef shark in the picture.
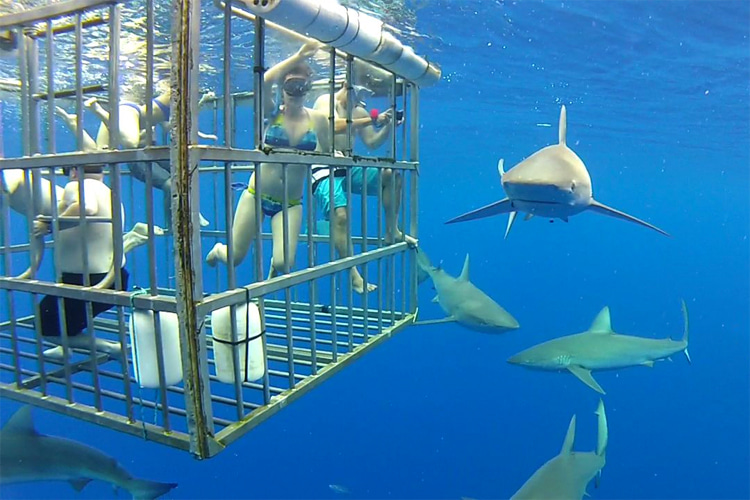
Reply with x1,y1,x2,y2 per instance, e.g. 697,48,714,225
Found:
0,405,177,500
414,247,519,333
508,300,690,394
445,105,669,238
511,399,608,500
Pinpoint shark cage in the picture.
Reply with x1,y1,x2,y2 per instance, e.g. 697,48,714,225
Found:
0,0,440,458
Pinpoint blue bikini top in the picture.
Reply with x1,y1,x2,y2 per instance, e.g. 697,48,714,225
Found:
264,110,318,152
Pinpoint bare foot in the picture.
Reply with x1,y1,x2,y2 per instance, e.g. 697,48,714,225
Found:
385,228,418,247
43,345,65,359
54,106,77,128
123,222,166,254
351,273,377,295
206,242,226,267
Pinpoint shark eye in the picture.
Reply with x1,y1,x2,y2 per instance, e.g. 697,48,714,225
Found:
570,181,576,191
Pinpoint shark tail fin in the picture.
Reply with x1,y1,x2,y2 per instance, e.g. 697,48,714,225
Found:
680,298,691,364
559,105,567,146
445,198,513,225
587,199,671,237
595,399,608,457
561,414,576,455
415,247,434,274
594,399,608,488
127,478,178,500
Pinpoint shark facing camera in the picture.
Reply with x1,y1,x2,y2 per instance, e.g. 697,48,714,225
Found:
446,106,669,239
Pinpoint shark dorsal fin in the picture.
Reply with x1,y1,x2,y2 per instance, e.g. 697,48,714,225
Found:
558,105,567,146
561,414,576,454
2,406,38,436
588,307,613,334
458,254,470,281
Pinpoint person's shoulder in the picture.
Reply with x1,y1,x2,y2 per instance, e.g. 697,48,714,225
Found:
312,92,330,110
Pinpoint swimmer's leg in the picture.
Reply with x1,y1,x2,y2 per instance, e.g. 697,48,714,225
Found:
206,188,261,267
331,207,376,294
54,106,98,151
382,168,417,246
269,204,303,277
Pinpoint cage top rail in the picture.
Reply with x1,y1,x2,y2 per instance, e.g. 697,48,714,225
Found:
225,0,441,87
0,0,118,30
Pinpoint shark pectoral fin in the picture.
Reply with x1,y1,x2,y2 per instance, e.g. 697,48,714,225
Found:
504,211,517,239
641,360,655,368
568,365,605,394
69,478,92,492
445,198,513,225
413,316,456,327
587,199,670,237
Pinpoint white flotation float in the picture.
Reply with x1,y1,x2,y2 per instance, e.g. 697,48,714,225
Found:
239,0,441,87
129,309,183,389
211,301,265,383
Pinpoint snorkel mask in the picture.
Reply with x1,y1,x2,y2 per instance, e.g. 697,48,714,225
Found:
282,77,312,97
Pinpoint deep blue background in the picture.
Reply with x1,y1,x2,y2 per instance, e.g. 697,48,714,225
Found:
2,0,749,499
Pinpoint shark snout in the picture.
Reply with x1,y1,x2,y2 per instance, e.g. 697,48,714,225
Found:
507,353,525,365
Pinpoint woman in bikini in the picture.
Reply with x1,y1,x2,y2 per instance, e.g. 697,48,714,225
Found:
206,42,332,278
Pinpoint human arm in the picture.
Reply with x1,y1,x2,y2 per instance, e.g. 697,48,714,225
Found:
263,41,321,111
355,106,393,150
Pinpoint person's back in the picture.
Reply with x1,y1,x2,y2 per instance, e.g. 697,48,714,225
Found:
57,176,125,275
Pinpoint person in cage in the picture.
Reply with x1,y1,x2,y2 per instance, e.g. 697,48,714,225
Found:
205,41,332,278
54,84,216,226
30,164,128,360
311,71,416,294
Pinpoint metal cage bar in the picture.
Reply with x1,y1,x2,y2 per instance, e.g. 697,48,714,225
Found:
0,0,426,461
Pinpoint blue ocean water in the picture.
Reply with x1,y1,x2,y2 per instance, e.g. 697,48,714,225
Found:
1,0,749,499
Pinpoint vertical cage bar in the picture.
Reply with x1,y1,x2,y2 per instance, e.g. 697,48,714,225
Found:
252,16,271,406
172,0,216,459
408,84,419,314
45,21,55,154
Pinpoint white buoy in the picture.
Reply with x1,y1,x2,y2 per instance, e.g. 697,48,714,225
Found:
211,301,265,384
129,309,183,389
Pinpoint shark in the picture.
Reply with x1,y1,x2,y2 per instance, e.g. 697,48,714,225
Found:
0,405,177,500
511,399,608,500
414,247,519,333
507,300,690,394
445,105,669,238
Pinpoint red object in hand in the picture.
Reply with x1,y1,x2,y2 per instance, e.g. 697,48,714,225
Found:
370,108,379,121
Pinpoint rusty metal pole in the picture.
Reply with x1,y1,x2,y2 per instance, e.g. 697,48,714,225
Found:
171,0,219,459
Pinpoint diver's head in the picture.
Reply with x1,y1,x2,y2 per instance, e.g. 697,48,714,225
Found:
282,61,313,107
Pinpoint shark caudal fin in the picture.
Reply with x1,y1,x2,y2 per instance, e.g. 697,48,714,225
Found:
680,298,691,364
594,399,608,488
445,198,513,225
415,247,435,275
587,199,670,237
126,478,178,500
